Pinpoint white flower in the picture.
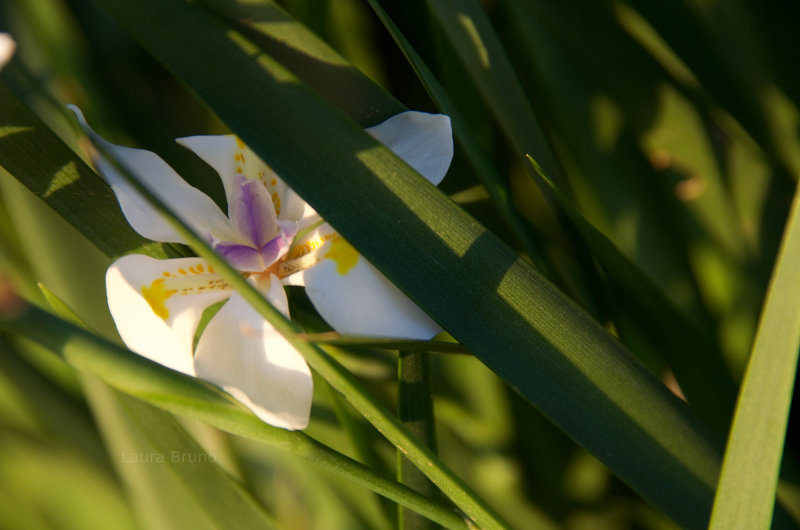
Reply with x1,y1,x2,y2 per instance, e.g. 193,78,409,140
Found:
69,105,453,430
0,34,16,71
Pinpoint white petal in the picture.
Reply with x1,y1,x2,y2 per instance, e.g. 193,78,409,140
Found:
366,111,453,186
68,106,235,244
279,187,321,229
175,135,243,207
0,34,15,70
106,255,232,375
303,243,442,340
194,276,313,430
178,135,320,229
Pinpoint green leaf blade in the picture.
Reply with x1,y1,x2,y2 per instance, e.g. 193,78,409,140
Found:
423,0,563,183
0,84,167,260
710,184,800,528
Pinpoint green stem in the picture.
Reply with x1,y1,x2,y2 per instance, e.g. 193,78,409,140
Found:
398,350,438,530
323,381,394,530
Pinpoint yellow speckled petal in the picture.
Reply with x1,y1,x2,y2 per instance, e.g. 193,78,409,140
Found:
324,236,359,275
106,254,232,375
279,223,338,286
303,251,442,340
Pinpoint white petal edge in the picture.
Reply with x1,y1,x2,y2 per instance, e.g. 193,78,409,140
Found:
194,276,313,430
68,106,236,244
175,135,242,207
303,255,442,340
106,255,232,376
366,111,454,186
0,33,15,71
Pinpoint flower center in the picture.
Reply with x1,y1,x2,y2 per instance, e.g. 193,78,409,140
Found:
212,176,296,273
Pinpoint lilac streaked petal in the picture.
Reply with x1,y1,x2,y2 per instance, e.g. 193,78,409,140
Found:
229,178,279,248
279,220,299,240
214,241,264,272
260,220,299,269
261,235,289,266
278,221,299,256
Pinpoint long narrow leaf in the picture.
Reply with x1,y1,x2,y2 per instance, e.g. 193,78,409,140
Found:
0,302,472,530
0,84,165,260
526,157,738,433
710,184,800,528
423,0,563,183
115,391,279,530
196,0,404,126
38,284,278,529
365,0,550,274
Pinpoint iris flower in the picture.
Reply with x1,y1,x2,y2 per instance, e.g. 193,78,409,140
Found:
70,106,453,430
0,33,15,70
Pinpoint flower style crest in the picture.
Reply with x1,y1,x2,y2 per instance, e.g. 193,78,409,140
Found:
70,105,453,430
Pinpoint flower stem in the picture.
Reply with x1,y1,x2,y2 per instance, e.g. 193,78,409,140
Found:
398,350,439,530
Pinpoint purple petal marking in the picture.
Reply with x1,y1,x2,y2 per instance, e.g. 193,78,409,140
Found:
214,241,264,272
228,177,279,248
260,221,299,266
278,220,299,242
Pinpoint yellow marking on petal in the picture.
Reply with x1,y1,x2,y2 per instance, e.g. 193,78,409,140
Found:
141,278,177,320
272,192,281,216
208,265,215,273
270,178,277,186
288,232,336,260
178,269,187,275
163,272,171,278
236,166,243,174
324,237,359,275
235,137,245,149
196,264,204,273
